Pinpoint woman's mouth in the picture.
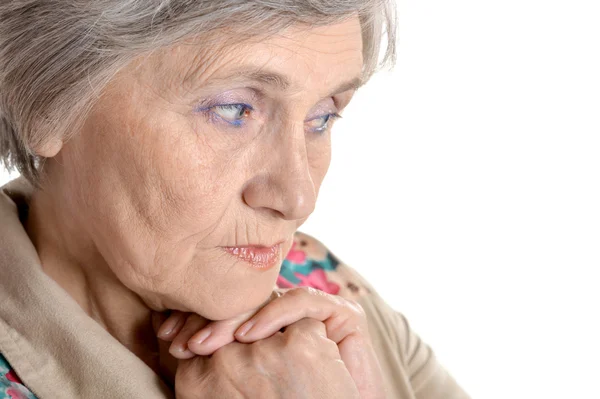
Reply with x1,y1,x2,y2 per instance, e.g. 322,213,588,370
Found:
221,243,282,270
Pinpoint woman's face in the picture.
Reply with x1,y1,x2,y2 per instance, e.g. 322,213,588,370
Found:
52,17,363,320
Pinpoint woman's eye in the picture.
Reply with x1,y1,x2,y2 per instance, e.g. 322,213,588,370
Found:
211,104,253,127
306,113,342,133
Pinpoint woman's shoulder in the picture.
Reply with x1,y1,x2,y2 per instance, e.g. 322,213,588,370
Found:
0,353,37,398
278,231,376,300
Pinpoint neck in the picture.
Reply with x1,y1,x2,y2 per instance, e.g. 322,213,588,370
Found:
24,182,164,378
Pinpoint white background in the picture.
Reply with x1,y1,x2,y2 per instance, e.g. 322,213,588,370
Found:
2,1,599,398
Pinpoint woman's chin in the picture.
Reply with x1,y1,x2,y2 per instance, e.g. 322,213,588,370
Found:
193,292,272,321
179,273,279,321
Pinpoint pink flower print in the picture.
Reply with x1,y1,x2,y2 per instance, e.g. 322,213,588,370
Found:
285,242,307,264
296,269,340,295
6,388,30,399
6,369,22,384
276,274,296,289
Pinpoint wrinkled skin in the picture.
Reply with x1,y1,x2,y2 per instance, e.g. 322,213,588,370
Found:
156,287,387,398
26,16,369,395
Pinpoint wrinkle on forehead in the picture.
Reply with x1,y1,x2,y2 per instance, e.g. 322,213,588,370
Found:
169,17,364,97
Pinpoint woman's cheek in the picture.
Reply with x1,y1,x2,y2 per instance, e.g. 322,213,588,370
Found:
309,147,333,190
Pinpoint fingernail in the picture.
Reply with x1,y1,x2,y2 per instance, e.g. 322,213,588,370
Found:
236,320,255,337
169,342,194,359
190,328,212,346
157,321,176,338
157,314,183,339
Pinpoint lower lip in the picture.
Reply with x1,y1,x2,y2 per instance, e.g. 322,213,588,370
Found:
222,244,282,270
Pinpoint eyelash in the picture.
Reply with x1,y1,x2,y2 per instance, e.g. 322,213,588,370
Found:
307,113,342,133
196,103,254,128
197,103,341,134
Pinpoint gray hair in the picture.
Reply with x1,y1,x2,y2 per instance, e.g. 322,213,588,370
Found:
0,0,396,185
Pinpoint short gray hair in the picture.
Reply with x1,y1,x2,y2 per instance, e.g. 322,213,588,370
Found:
0,0,396,185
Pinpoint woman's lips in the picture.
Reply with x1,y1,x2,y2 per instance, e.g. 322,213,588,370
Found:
222,243,282,269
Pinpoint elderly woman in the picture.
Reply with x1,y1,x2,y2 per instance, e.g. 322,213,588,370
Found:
0,1,469,398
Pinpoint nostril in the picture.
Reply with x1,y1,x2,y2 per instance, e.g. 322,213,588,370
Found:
241,171,316,221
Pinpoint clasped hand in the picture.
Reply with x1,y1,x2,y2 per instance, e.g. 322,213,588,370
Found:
153,287,386,399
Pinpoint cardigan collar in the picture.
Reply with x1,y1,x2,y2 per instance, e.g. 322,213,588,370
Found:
0,177,172,399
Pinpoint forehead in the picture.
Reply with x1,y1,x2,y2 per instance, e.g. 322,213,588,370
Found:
152,17,364,98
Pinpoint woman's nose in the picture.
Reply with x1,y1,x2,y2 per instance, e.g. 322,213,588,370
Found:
242,135,317,221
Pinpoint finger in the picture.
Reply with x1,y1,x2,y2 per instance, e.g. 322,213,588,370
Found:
152,311,174,364
185,290,283,356
284,320,372,397
152,312,179,387
169,314,210,359
152,311,170,335
156,311,188,341
271,304,381,399
338,334,386,399
255,290,377,397
187,306,259,356
283,317,328,340
187,318,241,356
234,287,366,344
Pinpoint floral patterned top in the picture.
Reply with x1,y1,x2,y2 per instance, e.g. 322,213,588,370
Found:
0,232,369,398
0,354,37,399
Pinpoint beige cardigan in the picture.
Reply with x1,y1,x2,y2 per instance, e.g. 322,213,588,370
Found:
0,178,470,399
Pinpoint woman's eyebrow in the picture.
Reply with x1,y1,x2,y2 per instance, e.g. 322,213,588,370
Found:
201,66,362,97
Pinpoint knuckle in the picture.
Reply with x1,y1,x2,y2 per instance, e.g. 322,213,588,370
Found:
328,295,367,320
284,329,338,362
344,298,366,317
285,328,315,349
287,286,326,298
284,324,326,354
287,286,311,297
